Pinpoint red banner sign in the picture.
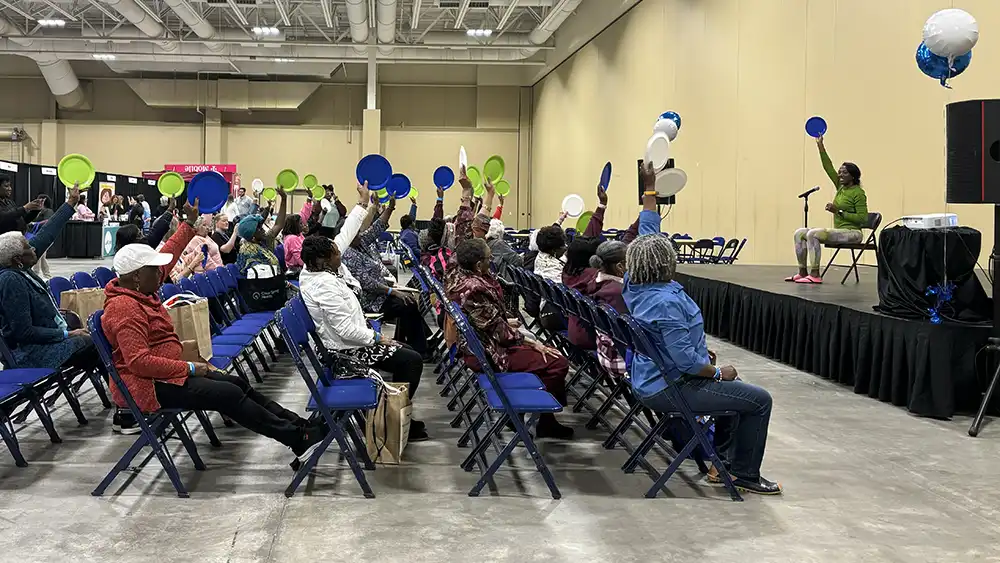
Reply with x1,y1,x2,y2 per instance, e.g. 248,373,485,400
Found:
164,164,237,174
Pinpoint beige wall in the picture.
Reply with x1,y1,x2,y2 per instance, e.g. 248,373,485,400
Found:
531,0,1000,265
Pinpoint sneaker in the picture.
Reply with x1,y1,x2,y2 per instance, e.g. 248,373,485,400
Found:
732,476,783,495
408,425,430,442
292,427,327,462
112,410,141,435
535,417,574,440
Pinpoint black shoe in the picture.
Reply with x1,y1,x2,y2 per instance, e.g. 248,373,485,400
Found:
112,409,140,435
410,420,426,433
291,426,327,462
421,352,435,364
732,476,783,495
408,425,430,442
535,418,574,440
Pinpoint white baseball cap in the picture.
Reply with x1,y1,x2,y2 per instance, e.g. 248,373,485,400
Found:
113,243,173,275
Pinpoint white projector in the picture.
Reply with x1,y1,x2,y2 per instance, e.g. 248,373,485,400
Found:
901,213,959,229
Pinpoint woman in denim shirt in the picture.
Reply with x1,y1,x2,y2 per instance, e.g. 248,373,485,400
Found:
621,165,781,496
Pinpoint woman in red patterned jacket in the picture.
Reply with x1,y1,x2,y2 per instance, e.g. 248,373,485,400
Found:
102,244,325,462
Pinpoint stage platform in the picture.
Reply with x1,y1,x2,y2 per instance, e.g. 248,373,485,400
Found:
676,264,992,418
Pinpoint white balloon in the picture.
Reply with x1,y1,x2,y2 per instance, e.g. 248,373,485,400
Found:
653,118,679,141
923,9,978,59
655,168,687,198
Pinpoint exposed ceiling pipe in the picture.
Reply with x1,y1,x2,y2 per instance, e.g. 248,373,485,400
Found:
81,26,280,43
0,16,87,109
519,0,583,57
100,0,175,51
375,0,396,55
344,0,369,56
162,0,226,52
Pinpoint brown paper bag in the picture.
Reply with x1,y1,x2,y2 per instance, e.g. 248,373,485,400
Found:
59,288,105,326
167,299,213,361
179,340,202,363
365,382,412,465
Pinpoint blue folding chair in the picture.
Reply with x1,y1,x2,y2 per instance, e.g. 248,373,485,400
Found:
48,276,74,306
619,315,743,501
0,361,64,466
275,243,286,272
275,306,378,498
71,271,100,289
89,310,221,498
0,336,90,428
93,266,116,287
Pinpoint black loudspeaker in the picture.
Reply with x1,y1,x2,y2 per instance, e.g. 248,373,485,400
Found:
946,99,1000,204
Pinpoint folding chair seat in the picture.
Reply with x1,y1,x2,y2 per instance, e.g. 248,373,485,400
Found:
93,266,116,287
476,372,545,391
71,271,100,289
483,388,561,411
88,311,221,498
0,370,65,466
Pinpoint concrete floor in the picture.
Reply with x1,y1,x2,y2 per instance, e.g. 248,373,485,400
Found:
2,258,998,562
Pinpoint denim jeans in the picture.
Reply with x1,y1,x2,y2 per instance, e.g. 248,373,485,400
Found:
641,378,773,481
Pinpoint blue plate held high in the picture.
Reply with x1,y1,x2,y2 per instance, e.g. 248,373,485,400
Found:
805,116,827,138
356,154,392,190
387,173,412,199
599,161,612,190
187,171,230,214
433,166,455,190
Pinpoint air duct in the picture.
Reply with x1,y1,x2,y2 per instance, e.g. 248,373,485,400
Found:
100,0,175,50
162,0,225,52
344,0,369,55
376,0,397,55
0,16,88,109
519,0,583,58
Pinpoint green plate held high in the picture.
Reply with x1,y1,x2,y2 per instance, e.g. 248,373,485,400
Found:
58,153,95,190
466,166,483,190
495,179,511,196
408,187,419,199
261,187,277,201
576,211,594,233
483,155,505,183
303,174,318,189
157,172,185,197
276,169,299,192
310,185,326,200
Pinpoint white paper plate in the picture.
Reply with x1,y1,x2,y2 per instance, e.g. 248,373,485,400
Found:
645,133,671,171
459,146,468,169
655,167,688,197
562,194,585,217
251,178,264,193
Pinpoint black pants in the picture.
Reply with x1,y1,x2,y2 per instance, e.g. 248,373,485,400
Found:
381,294,430,354
154,373,307,449
374,344,423,398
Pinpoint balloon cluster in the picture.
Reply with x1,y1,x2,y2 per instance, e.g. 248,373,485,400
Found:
925,281,955,325
916,9,978,88
645,111,687,198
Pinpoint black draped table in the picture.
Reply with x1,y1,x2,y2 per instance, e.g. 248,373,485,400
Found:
47,221,103,259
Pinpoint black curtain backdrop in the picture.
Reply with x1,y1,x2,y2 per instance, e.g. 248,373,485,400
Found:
677,272,992,419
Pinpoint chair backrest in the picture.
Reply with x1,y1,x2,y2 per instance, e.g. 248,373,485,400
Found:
0,332,18,367
71,271,100,289
89,310,150,418
866,212,882,232
160,283,182,300
93,266,116,287
219,265,239,290
731,238,748,262
192,273,218,298
48,276,74,306
712,236,726,246
178,277,199,296
278,305,333,386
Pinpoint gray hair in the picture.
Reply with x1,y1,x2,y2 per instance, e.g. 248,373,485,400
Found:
194,214,211,231
0,231,27,267
625,234,677,284
590,240,627,271
486,219,505,241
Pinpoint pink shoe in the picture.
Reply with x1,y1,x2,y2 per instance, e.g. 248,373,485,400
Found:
795,275,823,284
784,274,805,282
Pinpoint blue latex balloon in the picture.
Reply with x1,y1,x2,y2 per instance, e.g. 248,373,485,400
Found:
916,42,972,88
658,111,681,130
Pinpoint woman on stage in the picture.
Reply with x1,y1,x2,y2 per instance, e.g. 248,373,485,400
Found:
787,136,869,284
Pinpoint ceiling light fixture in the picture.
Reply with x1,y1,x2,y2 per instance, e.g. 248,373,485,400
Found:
252,26,280,36
465,29,493,37
92,53,116,60
272,58,294,63
38,19,66,27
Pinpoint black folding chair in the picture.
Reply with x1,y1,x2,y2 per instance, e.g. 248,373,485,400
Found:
820,212,882,284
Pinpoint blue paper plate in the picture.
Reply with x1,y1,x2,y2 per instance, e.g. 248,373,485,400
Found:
187,171,229,213
433,166,455,190
805,116,827,138
599,161,612,190
387,173,412,199
356,154,392,189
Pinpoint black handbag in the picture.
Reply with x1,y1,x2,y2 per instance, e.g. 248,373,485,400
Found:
320,348,371,380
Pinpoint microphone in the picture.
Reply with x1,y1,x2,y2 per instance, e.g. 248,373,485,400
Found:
798,186,821,199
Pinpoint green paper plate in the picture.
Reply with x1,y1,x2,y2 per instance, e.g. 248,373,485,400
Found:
495,179,511,196
408,187,418,199
310,185,325,199
466,165,483,190
157,172,185,197
576,211,594,232
376,188,388,197
276,169,298,192
58,153,95,190
261,187,277,201
303,174,318,189
473,183,485,198
483,155,505,183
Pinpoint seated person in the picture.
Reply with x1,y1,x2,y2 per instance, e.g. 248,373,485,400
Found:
533,224,568,332
210,213,240,265
179,215,226,272
588,240,629,379
72,193,95,221
235,190,288,277
623,166,780,495
398,195,420,260
282,214,305,278
485,218,522,278
342,197,431,359
299,187,428,442
102,243,324,461
447,238,573,439
0,186,102,374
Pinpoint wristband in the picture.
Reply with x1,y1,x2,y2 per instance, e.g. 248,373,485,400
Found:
387,287,393,296
643,190,657,196
436,197,443,202
63,329,69,339
713,366,722,382
188,362,196,375
374,331,381,344
597,204,607,210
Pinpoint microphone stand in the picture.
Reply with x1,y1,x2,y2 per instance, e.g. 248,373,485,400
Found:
798,187,820,229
